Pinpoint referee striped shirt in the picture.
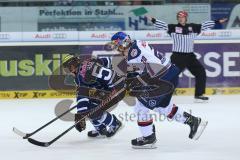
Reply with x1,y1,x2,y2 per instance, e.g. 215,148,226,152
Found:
153,19,215,53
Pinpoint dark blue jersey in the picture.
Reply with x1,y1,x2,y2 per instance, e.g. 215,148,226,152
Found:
75,57,113,91
74,57,118,113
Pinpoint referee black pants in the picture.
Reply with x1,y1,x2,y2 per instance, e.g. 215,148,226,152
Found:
170,52,206,97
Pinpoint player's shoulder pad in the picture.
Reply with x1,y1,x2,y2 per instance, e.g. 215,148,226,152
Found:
128,40,141,61
98,56,112,68
77,58,96,81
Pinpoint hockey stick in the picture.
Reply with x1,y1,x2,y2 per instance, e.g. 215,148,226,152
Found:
27,87,126,147
13,101,78,139
13,72,172,140
13,84,115,139
13,86,112,139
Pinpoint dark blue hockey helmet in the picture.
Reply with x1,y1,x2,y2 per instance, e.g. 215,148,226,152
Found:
111,32,131,51
111,32,128,41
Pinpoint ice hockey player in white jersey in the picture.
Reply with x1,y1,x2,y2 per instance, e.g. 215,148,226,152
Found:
110,32,208,149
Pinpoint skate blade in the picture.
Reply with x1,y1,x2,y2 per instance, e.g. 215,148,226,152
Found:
193,120,208,140
88,135,107,139
132,140,157,149
194,99,209,103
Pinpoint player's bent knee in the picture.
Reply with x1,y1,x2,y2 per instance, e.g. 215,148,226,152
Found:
134,100,152,122
154,103,176,117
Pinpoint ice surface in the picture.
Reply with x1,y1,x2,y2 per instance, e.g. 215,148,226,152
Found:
0,95,239,160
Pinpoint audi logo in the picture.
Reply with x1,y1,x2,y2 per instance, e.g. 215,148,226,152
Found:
0,34,10,39
53,33,67,39
219,31,232,37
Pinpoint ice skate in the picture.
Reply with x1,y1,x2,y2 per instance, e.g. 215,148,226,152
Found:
184,112,208,140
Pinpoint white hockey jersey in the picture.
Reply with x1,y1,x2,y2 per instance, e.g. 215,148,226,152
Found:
127,40,171,77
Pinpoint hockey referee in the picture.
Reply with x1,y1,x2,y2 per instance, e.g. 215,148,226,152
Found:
148,11,227,102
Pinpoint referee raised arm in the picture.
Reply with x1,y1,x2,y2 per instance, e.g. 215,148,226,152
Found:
148,11,227,102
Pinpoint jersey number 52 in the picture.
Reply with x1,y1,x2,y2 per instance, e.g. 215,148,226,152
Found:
92,66,112,81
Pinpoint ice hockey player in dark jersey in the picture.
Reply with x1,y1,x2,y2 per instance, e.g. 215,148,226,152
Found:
110,32,208,149
62,55,122,138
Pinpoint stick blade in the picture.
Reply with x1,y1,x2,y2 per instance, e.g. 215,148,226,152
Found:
28,138,50,147
13,127,27,138
193,120,208,140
